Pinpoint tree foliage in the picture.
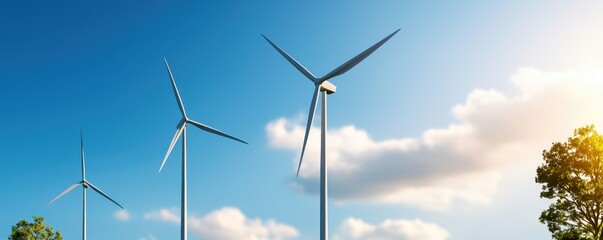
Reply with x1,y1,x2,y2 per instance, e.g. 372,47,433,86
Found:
8,216,63,240
536,125,603,240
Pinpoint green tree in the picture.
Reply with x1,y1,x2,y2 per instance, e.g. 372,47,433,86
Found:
8,216,63,240
536,125,603,240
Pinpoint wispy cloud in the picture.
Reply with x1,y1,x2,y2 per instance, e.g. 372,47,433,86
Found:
267,64,603,211
144,207,299,240
114,209,130,222
139,234,157,240
334,217,449,240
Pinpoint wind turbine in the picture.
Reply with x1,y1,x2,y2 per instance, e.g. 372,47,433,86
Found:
262,29,399,240
49,131,124,240
159,58,248,240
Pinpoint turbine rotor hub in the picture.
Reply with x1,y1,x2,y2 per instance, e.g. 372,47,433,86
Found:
177,118,188,129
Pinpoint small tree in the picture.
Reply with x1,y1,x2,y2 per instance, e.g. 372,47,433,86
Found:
8,216,63,240
536,125,603,240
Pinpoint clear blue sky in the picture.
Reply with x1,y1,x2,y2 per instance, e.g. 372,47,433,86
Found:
2,1,603,239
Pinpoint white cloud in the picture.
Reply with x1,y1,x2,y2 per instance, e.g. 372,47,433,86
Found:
145,207,299,240
267,64,603,211
144,207,180,223
114,209,130,222
333,217,449,240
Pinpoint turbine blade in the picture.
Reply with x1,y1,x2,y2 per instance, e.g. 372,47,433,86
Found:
297,85,320,176
261,34,318,83
320,29,400,82
48,182,81,205
86,181,124,209
159,122,186,172
188,120,248,145
164,58,188,118
80,130,86,180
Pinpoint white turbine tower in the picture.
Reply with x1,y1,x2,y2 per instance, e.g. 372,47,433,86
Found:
159,58,248,240
262,29,399,240
49,131,124,240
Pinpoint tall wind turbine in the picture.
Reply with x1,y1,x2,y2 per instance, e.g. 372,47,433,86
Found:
49,131,124,240
262,29,399,240
159,58,248,240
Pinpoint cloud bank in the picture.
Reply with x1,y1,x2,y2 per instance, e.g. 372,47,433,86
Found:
145,207,299,240
267,65,603,211
334,217,449,240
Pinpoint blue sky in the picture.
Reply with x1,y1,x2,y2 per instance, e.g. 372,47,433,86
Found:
3,1,603,239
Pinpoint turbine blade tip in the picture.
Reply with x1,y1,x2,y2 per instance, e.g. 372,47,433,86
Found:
158,161,167,173
261,34,273,43
296,157,303,177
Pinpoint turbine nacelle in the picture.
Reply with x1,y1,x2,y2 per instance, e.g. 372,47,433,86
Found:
319,81,336,95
